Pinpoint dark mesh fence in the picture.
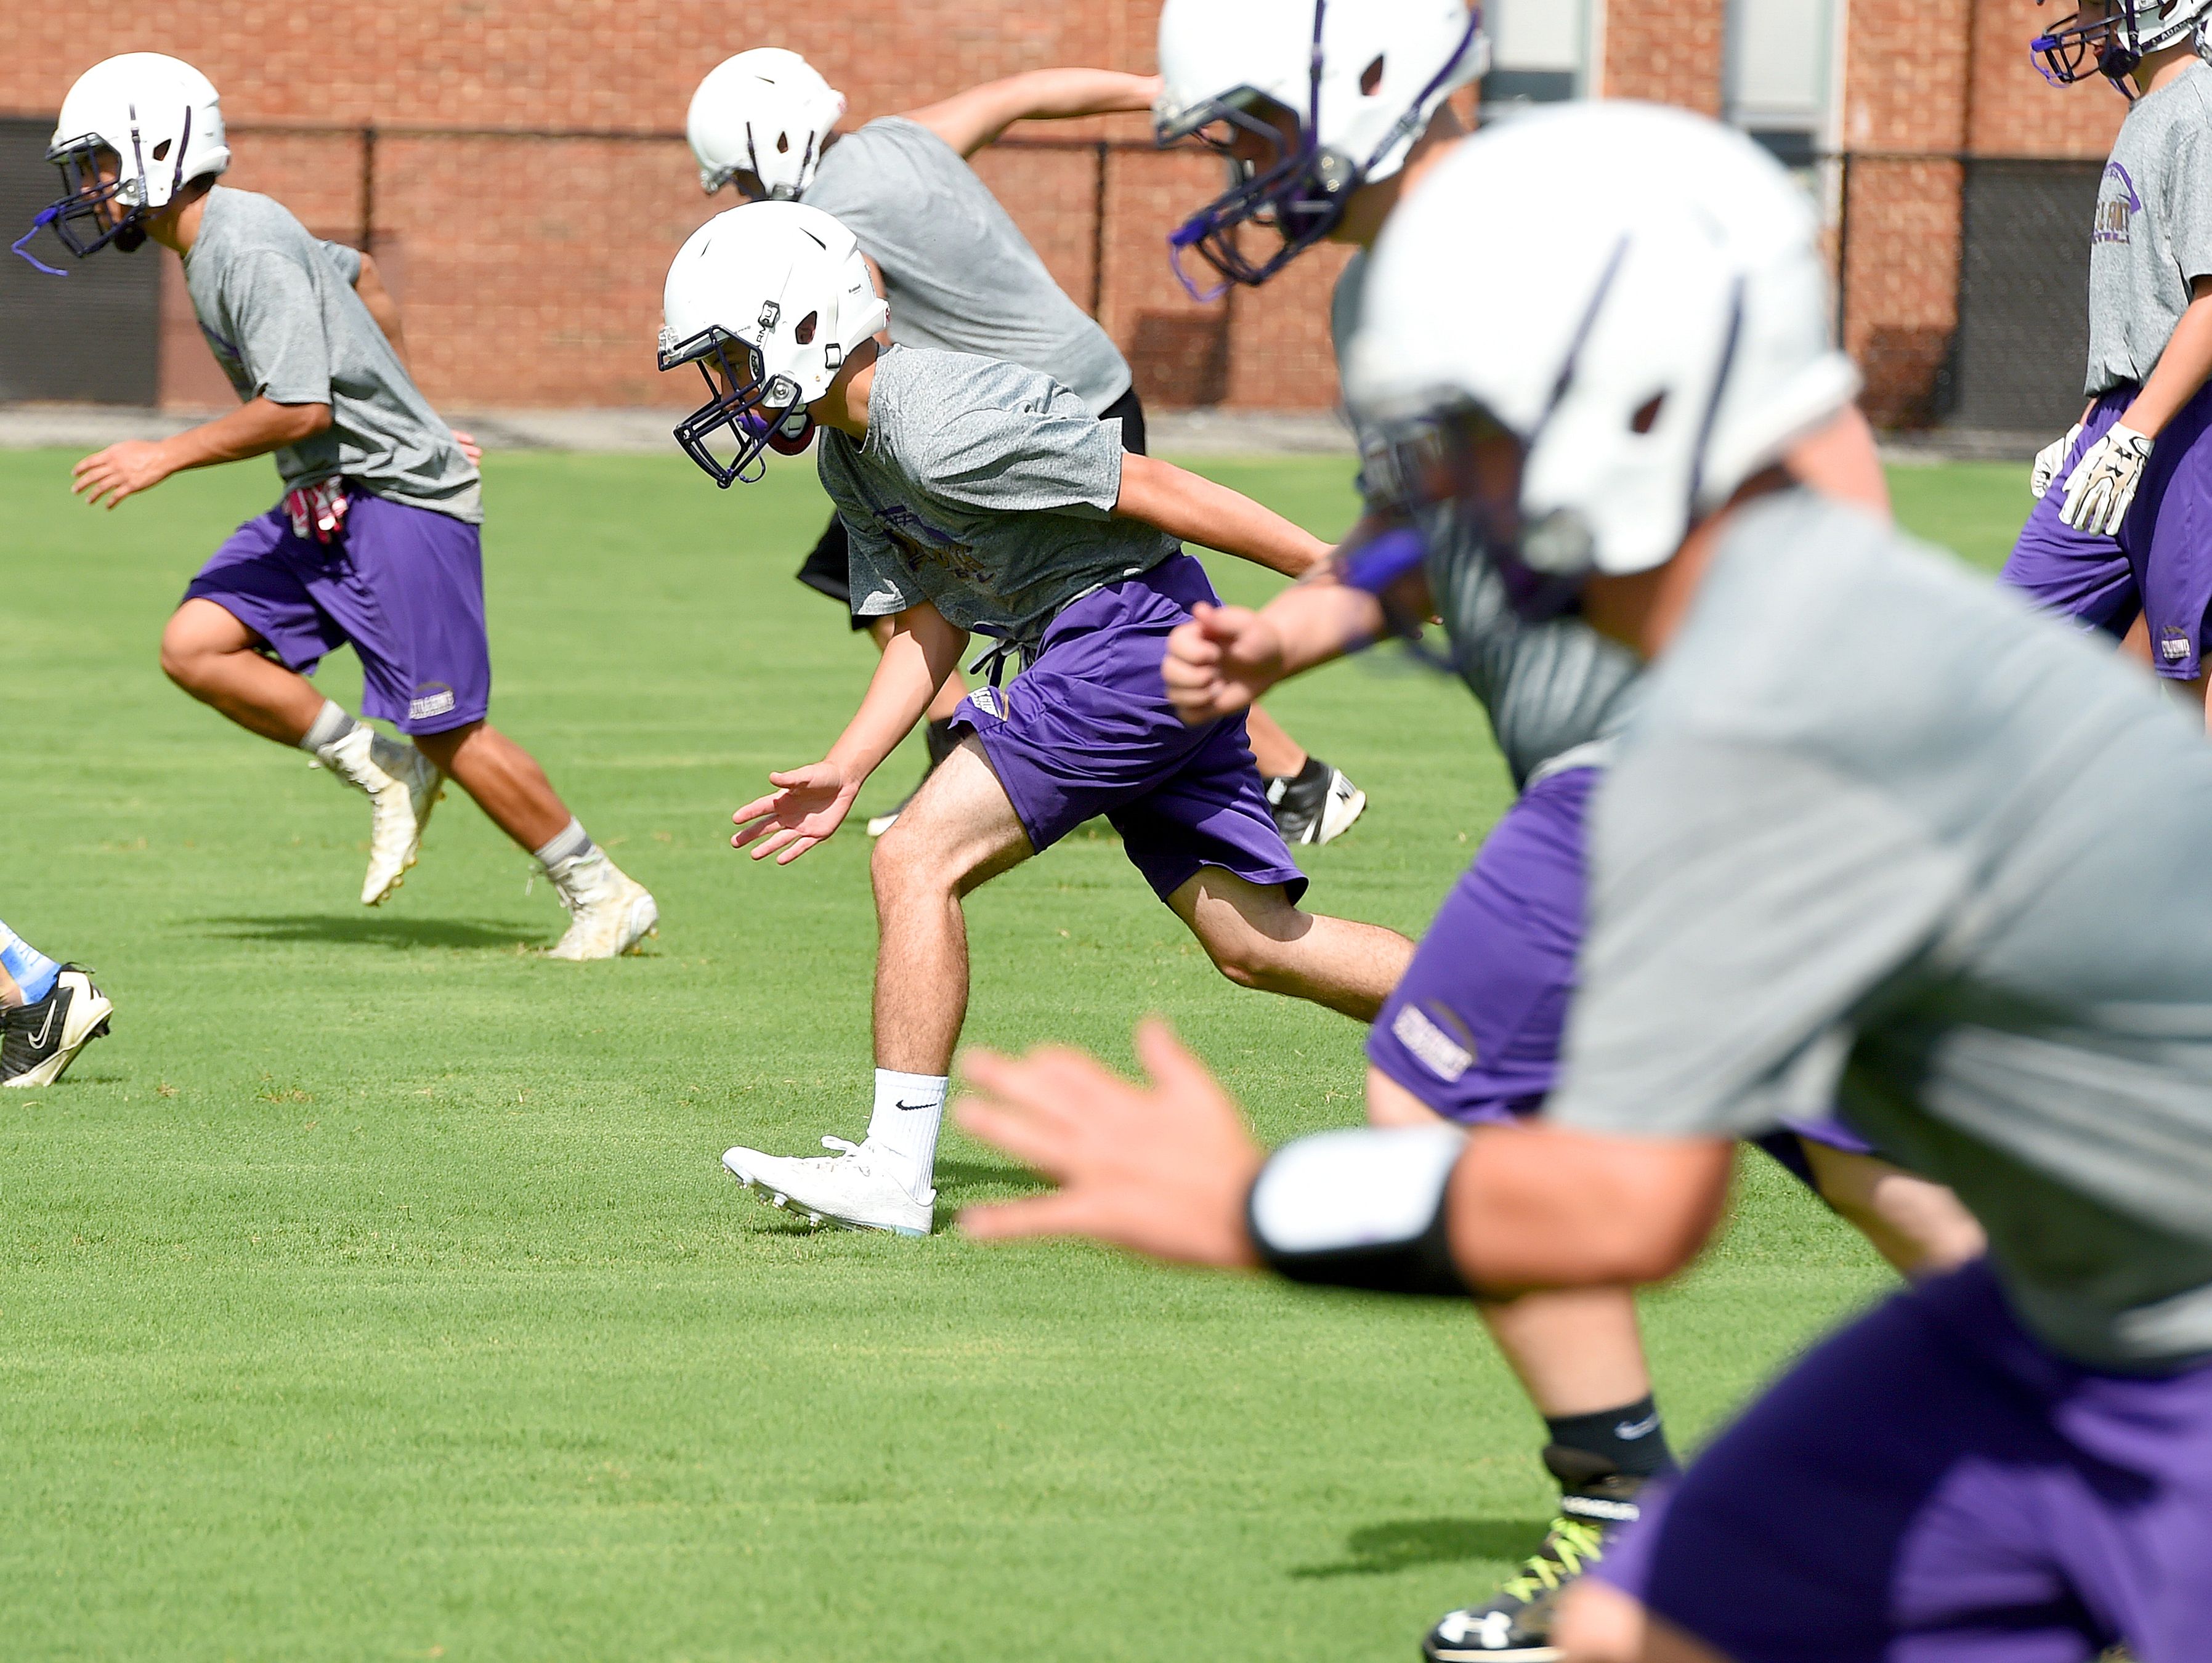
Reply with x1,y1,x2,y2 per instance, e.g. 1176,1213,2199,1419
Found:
1950,159,2102,433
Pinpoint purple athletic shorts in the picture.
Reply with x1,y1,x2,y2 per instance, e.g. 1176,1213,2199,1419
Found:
184,488,492,735
1597,1258,2212,1661
2001,379,2212,679
1367,766,1872,1168
952,553,1308,905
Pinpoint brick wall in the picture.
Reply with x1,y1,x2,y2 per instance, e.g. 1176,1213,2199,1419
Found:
2,2,2147,421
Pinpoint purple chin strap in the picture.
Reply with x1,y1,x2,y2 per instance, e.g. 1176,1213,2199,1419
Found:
11,206,70,277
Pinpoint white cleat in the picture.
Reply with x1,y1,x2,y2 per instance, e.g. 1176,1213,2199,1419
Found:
317,726,445,905
543,848,658,960
721,1137,934,1237
1,966,115,1088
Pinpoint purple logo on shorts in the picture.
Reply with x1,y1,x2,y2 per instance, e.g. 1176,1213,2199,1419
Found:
2093,163,2141,246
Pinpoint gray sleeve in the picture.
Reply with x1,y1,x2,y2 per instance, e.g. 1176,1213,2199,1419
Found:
1547,738,1969,1140
224,251,333,405
316,238,364,286
817,449,923,620
2171,121,2212,285
908,403,1124,519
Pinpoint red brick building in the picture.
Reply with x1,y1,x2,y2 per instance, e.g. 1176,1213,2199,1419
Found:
0,1,2133,426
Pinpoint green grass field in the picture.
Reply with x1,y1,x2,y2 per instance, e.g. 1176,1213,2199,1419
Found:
0,448,2026,1661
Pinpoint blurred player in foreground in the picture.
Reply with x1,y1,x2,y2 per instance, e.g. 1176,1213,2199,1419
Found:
960,104,2212,1663
1152,6,1977,1654
0,918,111,1088
659,203,1412,1237
2005,0,2212,722
26,54,654,958
686,49,1366,843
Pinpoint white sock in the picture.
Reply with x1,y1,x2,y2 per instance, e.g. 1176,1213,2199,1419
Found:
300,699,360,754
865,1069,946,1197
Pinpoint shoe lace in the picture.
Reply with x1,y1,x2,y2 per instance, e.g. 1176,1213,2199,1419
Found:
1497,1515,1606,1603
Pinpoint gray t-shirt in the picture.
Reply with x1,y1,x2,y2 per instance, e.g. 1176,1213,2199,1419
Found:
818,346,1175,642
183,187,481,522
2086,62,2212,395
1550,490,2212,1369
1332,252,1643,787
804,116,1131,416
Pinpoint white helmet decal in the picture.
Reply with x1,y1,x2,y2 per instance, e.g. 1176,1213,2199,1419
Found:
1347,103,1860,606
687,49,847,199
659,201,889,486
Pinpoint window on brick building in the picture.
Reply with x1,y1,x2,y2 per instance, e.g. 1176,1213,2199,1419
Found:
1725,0,1838,171
1482,0,1594,111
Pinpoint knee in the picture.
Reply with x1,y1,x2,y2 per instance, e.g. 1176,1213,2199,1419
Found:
870,822,954,908
158,615,212,692
1200,927,1294,993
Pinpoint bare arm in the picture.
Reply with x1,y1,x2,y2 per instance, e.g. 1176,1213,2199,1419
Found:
955,1020,1735,1295
730,600,968,864
906,70,1164,160
2123,275,2212,438
353,252,409,373
1113,453,1331,578
72,397,331,510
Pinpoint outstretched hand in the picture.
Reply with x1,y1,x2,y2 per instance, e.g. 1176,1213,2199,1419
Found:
73,439,176,510
956,1019,1265,1268
1162,602,1286,727
731,761,861,864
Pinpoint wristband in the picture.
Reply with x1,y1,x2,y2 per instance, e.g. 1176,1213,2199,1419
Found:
1246,1126,1472,1297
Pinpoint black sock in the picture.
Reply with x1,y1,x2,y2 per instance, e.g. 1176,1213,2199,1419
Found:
1543,1395,1677,1481
925,718,962,769
1270,753,1329,788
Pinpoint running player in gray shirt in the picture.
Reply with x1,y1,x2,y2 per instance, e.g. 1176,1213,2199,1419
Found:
2004,1,2212,719
1149,13,1969,1657
31,53,656,957
955,105,2212,1663
658,202,1411,1241
683,49,1363,843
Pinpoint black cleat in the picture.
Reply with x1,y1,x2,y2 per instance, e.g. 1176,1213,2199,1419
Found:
1421,1448,1653,1662
2,965,115,1089
1266,755,1367,846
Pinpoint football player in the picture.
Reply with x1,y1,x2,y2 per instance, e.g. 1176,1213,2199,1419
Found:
685,49,1366,843
2004,0,2212,721
25,55,655,958
961,104,2212,1663
1148,6,1978,1657
0,918,112,1089
658,202,1413,1237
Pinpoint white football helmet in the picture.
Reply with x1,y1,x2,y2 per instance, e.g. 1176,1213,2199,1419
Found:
687,49,847,199
658,201,889,487
1346,103,1860,615
2033,0,2212,87
31,53,229,261
1154,0,1488,294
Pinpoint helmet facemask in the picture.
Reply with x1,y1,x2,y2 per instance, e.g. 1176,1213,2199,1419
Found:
661,322,818,489
19,107,188,272
2032,0,2208,89
1159,0,1487,299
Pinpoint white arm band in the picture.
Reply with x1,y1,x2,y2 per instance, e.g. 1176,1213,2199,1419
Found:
1246,1126,1472,1297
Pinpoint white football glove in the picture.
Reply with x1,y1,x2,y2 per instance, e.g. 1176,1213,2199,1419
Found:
2030,422,2082,501
2060,424,2154,535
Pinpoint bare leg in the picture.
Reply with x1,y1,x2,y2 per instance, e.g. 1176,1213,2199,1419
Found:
1168,866,1412,1021
413,721,572,853
160,598,325,744
869,615,969,724
0,965,20,1009
869,737,1035,1075
1244,705,1308,778
1373,1070,1655,1412
1555,1582,1733,1663
1801,1142,1985,1278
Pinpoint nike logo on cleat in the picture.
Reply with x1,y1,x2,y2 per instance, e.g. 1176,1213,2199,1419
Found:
25,1003,57,1049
